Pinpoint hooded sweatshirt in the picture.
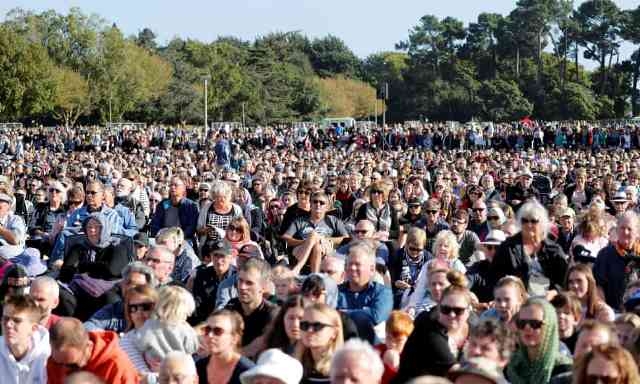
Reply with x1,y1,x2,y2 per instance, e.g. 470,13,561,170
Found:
47,331,139,384
0,326,50,384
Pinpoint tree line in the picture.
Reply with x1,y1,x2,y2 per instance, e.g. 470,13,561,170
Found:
1,1,640,126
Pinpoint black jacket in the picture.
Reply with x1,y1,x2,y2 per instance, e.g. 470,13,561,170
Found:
563,184,594,207
492,232,568,292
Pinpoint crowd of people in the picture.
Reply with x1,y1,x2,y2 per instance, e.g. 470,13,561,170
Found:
1,120,640,383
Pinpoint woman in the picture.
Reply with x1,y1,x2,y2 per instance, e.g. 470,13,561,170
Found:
390,227,430,309
505,298,572,384
119,285,159,379
394,277,472,381
569,207,609,263
563,168,592,210
197,180,244,245
264,295,305,355
375,311,414,384
295,303,344,384
481,276,528,327
197,309,255,384
223,216,252,257
565,263,614,322
573,344,640,384
280,182,314,238
492,201,568,297
356,181,399,241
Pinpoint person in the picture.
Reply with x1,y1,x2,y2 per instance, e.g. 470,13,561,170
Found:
466,230,507,304
150,176,199,244
449,210,480,266
565,263,614,322
563,168,593,210
196,180,244,245
394,277,473,382
390,227,430,309
225,258,278,357
118,284,159,380
197,309,255,384
279,182,313,238
222,216,253,257
143,245,177,286
0,192,27,259
448,357,508,384
419,199,450,250
27,181,66,256
505,298,572,384
47,317,139,384
330,338,385,384
615,313,640,347
239,348,304,384
355,181,399,241
469,199,490,242
114,177,146,230
506,169,540,210
572,344,640,384
375,310,414,384
133,233,150,260
159,351,198,384
573,320,618,358
295,303,344,384
481,276,528,326
155,226,200,284
492,201,567,296
30,276,61,329
465,318,515,370
0,295,50,384
135,285,198,364
568,207,609,264
264,294,305,355
283,191,348,273
594,211,640,310
554,207,576,255
321,254,346,284
216,241,265,308
336,219,390,265
550,292,581,355
337,241,393,344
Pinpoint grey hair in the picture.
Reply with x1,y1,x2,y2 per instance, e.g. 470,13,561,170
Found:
516,200,550,238
617,210,640,233
122,261,158,288
161,351,197,378
31,276,59,297
147,245,176,263
330,338,384,382
406,377,452,384
152,285,195,323
347,240,377,265
210,180,232,200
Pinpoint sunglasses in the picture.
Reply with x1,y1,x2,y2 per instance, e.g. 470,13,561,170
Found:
312,200,327,206
472,208,486,212
586,375,619,384
353,229,369,235
203,325,226,337
516,318,544,330
128,302,154,313
297,190,312,195
300,321,333,332
49,188,63,193
199,189,209,192
69,200,83,205
408,247,423,253
487,216,500,221
427,210,439,214
370,189,383,195
521,218,540,225
440,305,467,317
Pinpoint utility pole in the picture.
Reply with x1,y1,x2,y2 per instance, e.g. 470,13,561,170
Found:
203,75,211,130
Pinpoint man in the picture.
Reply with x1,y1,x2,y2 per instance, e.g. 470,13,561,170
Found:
330,338,384,384
143,245,177,286
150,176,199,244
337,220,389,265
506,168,540,210
133,233,149,260
215,242,262,308
481,174,501,201
30,276,60,329
0,295,50,384
610,191,630,217
115,178,145,230
418,199,449,251
556,207,576,254
469,199,490,242
450,210,480,266
47,317,139,384
196,182,211,210
466,230,507,304
321,254,346,284
464,318,515,369
283,191,348,273
337,241,393,344
159,351,198,384
594,211,640,310
224,258,278,358
50,181,126,268
85,261,157,332
103,187,138,237
0,192,27,259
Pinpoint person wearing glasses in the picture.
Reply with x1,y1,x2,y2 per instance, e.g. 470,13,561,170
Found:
573,344,640,384
492,201,567,297
505,298,572,384
118,284,159,381
197,309,255,384
28,180,66,256
469,199,490,242
283,191,348,274
390,227,430,309
394,276,472,382
506,168,540,211
355,181,399,242
294,303,344,384
467,230,507,305
143,245,177,286
0,295,50,384
196,180,243,246
279,181,314,238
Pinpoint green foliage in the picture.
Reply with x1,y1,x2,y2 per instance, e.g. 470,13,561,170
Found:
478,79,533,121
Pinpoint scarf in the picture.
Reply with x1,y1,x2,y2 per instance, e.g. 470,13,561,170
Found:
364,202,391,232
506,298,572,384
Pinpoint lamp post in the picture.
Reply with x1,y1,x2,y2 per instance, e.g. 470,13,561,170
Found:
203,75,211,130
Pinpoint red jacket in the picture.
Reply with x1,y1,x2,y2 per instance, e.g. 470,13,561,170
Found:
47,331,140,384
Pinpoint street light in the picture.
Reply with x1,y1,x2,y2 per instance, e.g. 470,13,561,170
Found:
202,75,211,129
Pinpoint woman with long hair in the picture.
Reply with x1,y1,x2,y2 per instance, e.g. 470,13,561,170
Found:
573,344,640,384
223,216,252,257
505,298,572,384
264,295,305,355
565,263,614,322
295,303,344,384
481,275,528,327
569,206,609,263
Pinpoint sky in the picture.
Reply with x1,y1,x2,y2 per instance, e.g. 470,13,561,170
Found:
2,0,640,64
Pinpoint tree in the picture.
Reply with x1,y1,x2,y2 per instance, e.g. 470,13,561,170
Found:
316,75,383,118
309,35,361,78
622,6,640,115
478,79,533,121
51,66,90,127
135,27,157,51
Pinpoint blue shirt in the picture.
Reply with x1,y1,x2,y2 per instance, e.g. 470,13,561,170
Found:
337,281,393,326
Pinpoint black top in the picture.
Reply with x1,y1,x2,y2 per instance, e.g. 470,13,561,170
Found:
190,266,235,325
60,241,131,283
466,259,495,303
196,355,255,384
225,298,279,346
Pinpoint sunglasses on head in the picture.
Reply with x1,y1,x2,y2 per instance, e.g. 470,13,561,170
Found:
521,218,540,225
203,325,226,337
516,318,544,330
440,305,467,317
300,321,333,332
128,302,154,313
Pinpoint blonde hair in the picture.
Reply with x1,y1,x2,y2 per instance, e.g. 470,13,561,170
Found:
432,230,460,261
155,227,185,251
295,303,344,377
407,227,427,248
152,286,195,324
271,265,294,282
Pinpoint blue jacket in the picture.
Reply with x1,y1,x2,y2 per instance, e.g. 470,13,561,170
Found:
84,300,126,333
337,281,393,326
150,198,199,241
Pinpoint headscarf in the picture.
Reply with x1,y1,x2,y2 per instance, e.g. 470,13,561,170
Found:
506,298,572,384
82,213,114,249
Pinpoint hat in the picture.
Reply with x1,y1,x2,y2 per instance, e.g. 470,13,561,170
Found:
134,233,150,248
0,175,8,185
3,264,29,291
275,164,285,173
558,207,575,218
519,168,534,179
424,199,441,210
408,198,422,207
10,248,46,277
198,182,211,191
240,348,303,384
611,191,628,202
448,357,508,384
209,241,232,255
481,230,507,245
0,193,12,204
487,207,506,224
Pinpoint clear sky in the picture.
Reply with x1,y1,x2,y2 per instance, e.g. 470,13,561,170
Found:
1,0,639,63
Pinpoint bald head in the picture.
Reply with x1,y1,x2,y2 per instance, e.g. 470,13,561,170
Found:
50,317,89,350
160,351,198,384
